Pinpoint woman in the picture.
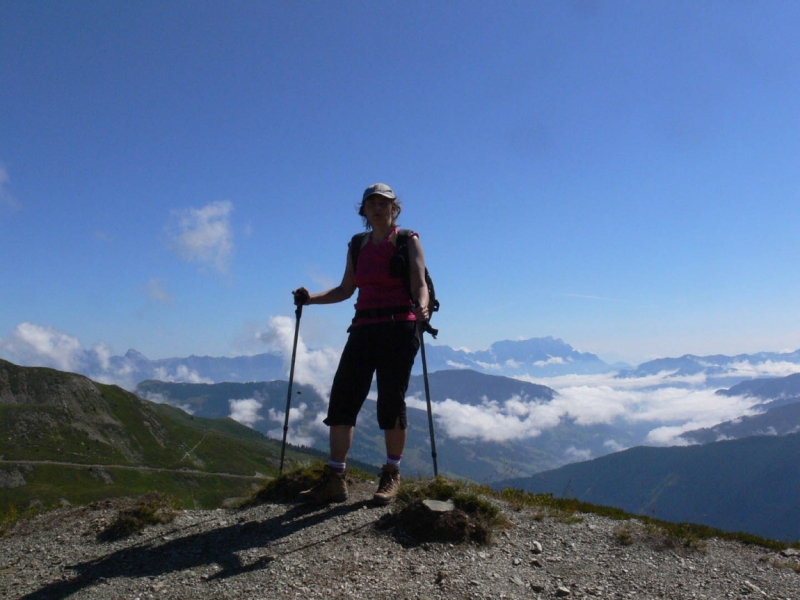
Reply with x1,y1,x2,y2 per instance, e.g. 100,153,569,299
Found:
292,183,430,505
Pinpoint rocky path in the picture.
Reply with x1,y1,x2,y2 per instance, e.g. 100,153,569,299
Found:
1,480,799,599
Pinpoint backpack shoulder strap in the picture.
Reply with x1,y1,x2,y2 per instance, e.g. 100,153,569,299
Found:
394,229,412,254
349,232,370,271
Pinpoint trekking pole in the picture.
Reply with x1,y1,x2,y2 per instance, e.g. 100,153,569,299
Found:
416,307,438,477
279,302,303,474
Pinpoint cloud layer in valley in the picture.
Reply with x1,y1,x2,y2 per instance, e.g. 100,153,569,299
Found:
4,320,799,455
407,368,773,449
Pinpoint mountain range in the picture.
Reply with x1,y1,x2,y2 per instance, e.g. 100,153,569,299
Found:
6,355,800,540
620,349,800,387
47,336,800,392
498,430,800,542
9,336,800,477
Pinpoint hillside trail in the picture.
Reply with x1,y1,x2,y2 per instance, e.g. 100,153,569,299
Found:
2,479,799,599
0,459,266,480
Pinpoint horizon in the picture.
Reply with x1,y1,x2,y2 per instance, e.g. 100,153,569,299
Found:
2,3,800,368
5,323,800,451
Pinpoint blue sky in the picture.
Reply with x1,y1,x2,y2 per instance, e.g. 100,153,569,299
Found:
2,1,800,366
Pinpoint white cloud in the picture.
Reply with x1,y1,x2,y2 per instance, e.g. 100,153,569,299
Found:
257,315,340,399
0,322,145,389
169,200,233,273
92,341,113,371
564,446,592,462
142,391,195,414
603,439,628,453
145,279,173,305
229,398,263,427
0,322,84,372
266,401,316,446
401,368,765,447
407,393,562,442
153,365,213,384
445,361,471,369
534,356,567,367
474,361,503,371
724,360,800,379
0,164,20,211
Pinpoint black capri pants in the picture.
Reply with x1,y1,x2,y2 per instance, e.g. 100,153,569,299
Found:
325,321,420,430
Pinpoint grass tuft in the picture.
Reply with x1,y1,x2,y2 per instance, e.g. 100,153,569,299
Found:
387,476,508,545
0,505,21,537
97,493,179,542
497,486,800,552
241,462,376,507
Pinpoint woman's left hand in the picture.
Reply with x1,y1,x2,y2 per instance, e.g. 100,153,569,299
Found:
413,302,430,322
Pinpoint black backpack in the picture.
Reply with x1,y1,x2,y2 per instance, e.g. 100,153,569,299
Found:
350,229,440,337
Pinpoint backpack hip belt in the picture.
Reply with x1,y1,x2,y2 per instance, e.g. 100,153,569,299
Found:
353,306,413,321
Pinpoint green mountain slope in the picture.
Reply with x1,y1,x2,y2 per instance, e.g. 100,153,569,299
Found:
0,359,319,511
497,432,800,542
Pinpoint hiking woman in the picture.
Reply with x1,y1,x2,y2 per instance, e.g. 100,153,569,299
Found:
292,183,430,505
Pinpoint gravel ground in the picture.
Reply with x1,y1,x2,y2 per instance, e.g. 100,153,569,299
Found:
2,480,799,599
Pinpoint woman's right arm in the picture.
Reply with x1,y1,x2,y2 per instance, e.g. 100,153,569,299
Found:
293,248,356,306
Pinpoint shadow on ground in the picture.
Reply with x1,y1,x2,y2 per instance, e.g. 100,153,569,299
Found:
21,500,374,600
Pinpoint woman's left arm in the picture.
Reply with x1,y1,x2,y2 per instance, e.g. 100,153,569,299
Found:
407,235,430,321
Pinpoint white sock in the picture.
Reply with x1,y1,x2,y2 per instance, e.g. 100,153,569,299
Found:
328,460,346,474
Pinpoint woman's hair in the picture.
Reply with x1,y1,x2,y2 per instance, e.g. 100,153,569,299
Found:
358,196,402,230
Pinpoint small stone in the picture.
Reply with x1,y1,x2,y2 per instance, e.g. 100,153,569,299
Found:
531,541,543,554
511,576,525,587
422,499,455,513
530,582,546,593
531,558,544,568
556,586,572,597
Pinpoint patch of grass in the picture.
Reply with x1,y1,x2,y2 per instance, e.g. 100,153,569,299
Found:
97,493,179,542
242,463,325,506
615,524,635,546
0,505,21,537
241,462,377,506
768,558,800,573
496,486,799,553
0,501,52,538
0,462,267,513
388,476,508,545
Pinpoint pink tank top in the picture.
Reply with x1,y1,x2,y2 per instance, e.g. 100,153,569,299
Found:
351,228,418,326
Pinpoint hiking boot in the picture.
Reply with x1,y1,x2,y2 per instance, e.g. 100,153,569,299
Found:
372,464,401,506
298,466,348,504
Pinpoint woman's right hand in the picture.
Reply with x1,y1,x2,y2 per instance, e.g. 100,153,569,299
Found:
292,287,310,306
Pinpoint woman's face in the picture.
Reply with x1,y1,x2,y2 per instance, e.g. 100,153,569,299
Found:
362,195,394,229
